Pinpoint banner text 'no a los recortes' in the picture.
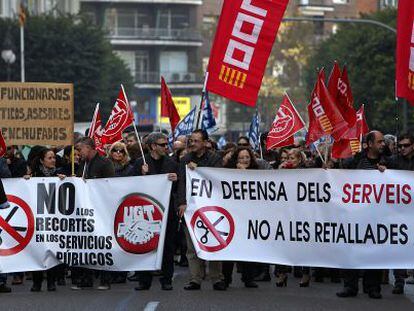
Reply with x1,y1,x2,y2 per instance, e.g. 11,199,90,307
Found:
0,82,74,146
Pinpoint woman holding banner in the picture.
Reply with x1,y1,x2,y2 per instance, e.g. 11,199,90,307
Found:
222,147,259,288
25,148,66,292
107,142,134,177
276,148,312,288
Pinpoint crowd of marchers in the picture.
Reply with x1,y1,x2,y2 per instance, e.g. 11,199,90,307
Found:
0,128,413,300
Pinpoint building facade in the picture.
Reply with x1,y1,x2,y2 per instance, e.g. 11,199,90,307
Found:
80,0,204,129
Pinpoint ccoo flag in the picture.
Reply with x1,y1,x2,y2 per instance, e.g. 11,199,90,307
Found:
306,70,349,145
396,0,414,105
206,0,289,107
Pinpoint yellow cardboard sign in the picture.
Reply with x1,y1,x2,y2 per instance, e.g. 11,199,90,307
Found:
0,82,74,145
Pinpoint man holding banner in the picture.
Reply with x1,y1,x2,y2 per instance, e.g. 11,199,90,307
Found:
74,137,115,290
177,129,226,291
337,131,387,299
133,132,178,291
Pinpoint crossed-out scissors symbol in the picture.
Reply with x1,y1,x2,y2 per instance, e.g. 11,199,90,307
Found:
0,206,27,246
196,215,229,244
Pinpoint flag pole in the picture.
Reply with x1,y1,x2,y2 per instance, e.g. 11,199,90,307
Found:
82,103,100,179
121,84,147,166
19,6,25,82
71,145,75,176
195,72,209,129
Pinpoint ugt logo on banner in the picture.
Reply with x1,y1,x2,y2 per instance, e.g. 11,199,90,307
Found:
114,194,164,254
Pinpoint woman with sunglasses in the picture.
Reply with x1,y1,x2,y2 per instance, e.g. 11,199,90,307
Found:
222,146,259,288
108,142,133,177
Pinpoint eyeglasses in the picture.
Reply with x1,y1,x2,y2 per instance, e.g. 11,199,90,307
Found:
155,143,168,147
238,143,250,147
398,143,412,149
112,149,125,154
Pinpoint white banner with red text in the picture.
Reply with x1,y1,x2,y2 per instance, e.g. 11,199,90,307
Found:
185,167,414,269
0,176,171,273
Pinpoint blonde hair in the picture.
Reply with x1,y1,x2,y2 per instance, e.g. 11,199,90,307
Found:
108,141,130,166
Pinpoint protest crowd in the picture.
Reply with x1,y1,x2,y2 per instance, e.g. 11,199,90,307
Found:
0,124,412,300
1,0,414,305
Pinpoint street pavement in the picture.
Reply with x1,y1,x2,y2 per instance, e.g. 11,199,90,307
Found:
1,267,414,311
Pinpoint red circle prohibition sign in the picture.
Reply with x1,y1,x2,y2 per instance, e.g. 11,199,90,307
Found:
190,206,235,252
0,195,34,256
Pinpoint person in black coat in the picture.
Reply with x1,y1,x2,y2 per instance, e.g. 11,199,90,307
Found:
337,131,388,300
75,137,115,290
132,132,179,291
25,148,66,292
0,177,11,293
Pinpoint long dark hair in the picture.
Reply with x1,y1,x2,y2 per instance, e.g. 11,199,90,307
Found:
225,147,258,169
30,148,55,174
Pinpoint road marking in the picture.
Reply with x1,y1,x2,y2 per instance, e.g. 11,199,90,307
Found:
143,301,159,311
114,292,135,311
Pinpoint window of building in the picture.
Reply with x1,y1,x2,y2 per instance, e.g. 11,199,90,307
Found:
382,0,397,7
332,0,349,4
160,51,188,81
156,7,189,29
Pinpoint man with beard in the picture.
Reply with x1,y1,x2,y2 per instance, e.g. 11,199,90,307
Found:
337,131,387,299
177,129,226,291
133,132,178,291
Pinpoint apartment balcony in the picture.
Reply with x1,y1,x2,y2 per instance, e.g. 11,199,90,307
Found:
134,71,203,85
297,0,334,16
108,27,202,46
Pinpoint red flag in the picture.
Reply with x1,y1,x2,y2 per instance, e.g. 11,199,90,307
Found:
206,0,289,107
102,85,134,145
306,70,349,145
332,138,361,159
396,0,414,105
332,105,369,159
0,131,7,157
266,94,305,150
89,104,105,156
327,63,357,125
161,77,180,131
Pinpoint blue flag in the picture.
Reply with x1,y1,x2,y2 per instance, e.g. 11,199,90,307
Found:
217,136,227,150
201,92,217,133
248,111,260,151
168,107,196,145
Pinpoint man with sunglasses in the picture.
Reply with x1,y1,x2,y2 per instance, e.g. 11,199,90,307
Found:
132,132,178,291
388,133,414,294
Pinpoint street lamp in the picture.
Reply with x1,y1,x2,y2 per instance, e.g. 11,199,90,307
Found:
1,30,16,81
